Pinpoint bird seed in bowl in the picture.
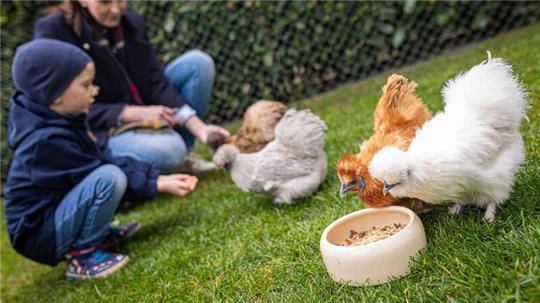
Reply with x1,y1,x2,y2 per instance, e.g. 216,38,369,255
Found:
342,223,405,246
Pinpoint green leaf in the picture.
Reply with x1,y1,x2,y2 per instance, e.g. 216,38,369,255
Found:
404,0,417,15
263,52,273,68
392,29,406,48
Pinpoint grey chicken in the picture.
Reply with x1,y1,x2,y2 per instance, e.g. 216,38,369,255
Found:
213,109,327,204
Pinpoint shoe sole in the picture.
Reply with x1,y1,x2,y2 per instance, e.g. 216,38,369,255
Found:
66,256,130,281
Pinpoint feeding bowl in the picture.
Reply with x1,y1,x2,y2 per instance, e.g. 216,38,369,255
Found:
320,206,426,286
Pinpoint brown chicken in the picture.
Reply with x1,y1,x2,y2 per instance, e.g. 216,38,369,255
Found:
336,74,432,212
228,100,287,153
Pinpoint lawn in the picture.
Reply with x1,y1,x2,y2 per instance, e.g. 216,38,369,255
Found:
1,24,539,302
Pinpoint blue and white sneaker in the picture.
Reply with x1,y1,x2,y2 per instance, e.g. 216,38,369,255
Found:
65,246,129,281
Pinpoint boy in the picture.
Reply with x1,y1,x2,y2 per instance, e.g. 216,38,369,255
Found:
4,39,198,280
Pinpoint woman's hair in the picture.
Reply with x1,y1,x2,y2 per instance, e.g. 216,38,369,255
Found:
55,0,105,39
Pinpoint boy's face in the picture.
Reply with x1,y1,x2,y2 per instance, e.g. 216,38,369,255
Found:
50,62,98,115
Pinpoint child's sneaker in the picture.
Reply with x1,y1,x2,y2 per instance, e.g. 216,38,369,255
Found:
103,221,141,246
65,246,129,281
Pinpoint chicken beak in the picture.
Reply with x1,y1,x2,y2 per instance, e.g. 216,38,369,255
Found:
383,181,392,196
340,182,354,197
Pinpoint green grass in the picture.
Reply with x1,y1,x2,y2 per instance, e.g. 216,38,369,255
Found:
2,24,540,302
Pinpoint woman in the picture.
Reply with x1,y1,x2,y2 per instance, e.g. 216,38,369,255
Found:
34,0,229,174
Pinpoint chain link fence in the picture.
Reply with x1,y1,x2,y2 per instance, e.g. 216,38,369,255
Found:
2,1,540,181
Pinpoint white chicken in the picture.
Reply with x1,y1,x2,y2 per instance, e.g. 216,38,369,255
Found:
213,109,327,204
369,54,527,222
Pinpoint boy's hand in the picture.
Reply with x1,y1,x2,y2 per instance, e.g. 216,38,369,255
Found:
157,174,198,197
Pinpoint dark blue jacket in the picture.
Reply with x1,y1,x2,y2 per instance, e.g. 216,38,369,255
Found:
4,93,160,266
34,10,187,144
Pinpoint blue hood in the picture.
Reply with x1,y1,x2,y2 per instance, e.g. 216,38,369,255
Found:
8,92,87,150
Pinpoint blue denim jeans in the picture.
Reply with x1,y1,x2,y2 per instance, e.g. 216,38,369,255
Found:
107,49,215,173
54,165,127,261
107,129,187,173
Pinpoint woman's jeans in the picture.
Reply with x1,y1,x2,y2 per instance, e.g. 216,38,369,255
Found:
54,165,127,261
107,49,215,173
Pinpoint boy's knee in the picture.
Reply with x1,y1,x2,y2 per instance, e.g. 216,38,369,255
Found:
93,165,127,199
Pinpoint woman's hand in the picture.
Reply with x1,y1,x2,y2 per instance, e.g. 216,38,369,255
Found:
120,105,174,126
157,174,198,197
184,116,230,145
197,124,230,145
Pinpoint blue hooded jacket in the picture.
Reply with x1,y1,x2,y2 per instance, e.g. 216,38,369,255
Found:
4,93,160,266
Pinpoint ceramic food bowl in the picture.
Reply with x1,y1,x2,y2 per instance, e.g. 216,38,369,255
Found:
320,206,427,286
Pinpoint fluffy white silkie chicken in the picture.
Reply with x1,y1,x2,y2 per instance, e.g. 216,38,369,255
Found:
369,54,527,222
213,109,327,204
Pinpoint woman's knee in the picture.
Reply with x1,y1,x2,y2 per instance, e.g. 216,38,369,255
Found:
186,49,215,79
108,131,187,172
166,49,215,82
157,134,188,172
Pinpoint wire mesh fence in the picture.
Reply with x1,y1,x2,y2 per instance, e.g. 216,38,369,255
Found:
2,1,540,181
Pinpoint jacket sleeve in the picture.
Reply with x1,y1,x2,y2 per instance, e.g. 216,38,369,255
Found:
87,102,126,130
30,134,103,189
100,148,159,201
131,13,187,109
